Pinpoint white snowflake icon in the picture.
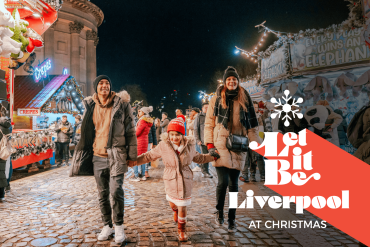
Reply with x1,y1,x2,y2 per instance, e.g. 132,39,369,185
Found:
270,90,304,127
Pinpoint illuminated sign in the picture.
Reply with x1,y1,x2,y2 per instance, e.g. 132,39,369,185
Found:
18,108,41,116
34,59,52,82
63,67,68,75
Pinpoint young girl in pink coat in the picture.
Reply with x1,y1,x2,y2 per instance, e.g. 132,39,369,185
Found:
136,118,217,241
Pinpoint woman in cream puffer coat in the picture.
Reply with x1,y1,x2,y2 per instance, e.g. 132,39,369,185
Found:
204,66,262,232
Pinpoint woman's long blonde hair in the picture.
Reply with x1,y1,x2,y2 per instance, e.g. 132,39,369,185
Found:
220,85,248,111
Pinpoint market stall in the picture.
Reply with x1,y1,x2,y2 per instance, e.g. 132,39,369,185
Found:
0,0,61,170
236,1,370,155
11,72,84,170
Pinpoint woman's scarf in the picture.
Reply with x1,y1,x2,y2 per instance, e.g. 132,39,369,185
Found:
213,85,258,131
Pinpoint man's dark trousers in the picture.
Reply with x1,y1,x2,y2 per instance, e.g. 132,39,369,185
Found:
93,155,124,226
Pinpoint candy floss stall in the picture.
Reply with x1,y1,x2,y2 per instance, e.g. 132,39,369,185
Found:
248,0,370,156
0,0,62,171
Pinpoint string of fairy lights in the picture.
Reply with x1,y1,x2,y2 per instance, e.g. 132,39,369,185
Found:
235,21,295,62
235,19,359,63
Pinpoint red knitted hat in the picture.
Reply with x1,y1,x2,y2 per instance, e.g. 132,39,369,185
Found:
177,115,186,123
167,118,185,135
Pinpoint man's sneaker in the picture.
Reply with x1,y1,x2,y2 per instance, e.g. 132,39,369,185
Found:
141,176,147,181
57,162,63,167
228,220,237,232
115,224,126,243
0,197,5,203
98,225,114,241
260,175,265,181
202,172,213,178
192,166,201,172
250,174,257,182
64,162,69,166
215,210,224,225
130,176,141,182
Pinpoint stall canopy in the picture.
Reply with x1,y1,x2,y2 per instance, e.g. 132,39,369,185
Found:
14,74,84,116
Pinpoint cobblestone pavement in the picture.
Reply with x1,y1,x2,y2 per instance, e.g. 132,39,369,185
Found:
0,162,360,247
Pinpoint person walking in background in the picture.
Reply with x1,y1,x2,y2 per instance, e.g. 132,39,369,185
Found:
134,118,217,241
71,115,82,157
187,108,202,172
253,101,265,138
155,118,162,143
187,108,199,137
131,106,154,182
204,66,262,232
72,115,82,145
0,108,11,202
161,112,170,133
334,109,348,150
55,115,73,167
145,117,157,177
176,109,187,135
70,75,137,244
194,102,213,178
5,121,13,193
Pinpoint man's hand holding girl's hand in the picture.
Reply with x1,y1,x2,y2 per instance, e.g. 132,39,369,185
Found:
127,160,137,167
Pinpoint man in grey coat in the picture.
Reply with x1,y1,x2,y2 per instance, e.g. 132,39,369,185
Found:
194,102,212,178
160,112,170,133
70,75,137,244
55,115,73,167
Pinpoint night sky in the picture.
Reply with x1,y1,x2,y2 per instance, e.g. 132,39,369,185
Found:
90,0,349,117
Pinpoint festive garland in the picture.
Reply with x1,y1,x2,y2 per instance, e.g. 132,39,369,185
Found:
8,130,55,160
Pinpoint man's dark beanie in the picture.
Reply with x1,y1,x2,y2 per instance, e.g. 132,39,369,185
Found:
223,66,240,83
93,75,112,93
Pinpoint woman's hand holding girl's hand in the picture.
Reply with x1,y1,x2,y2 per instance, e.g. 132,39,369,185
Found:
209,148,220,159
207,143,220,159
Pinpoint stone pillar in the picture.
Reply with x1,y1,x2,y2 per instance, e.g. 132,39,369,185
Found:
86,30,99,96
69,21,84,82
44,21,56,72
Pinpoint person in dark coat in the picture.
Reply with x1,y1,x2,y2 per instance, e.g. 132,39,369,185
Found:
0,111,11,202
161,112,170,133
194,102,213,178
70,75,137,244
334,109,348,150
55,115,73,167
155,118,161,143
70,115,82,157
72,115,82,145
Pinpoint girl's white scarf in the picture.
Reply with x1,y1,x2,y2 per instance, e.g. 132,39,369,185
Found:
171,139,185,153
